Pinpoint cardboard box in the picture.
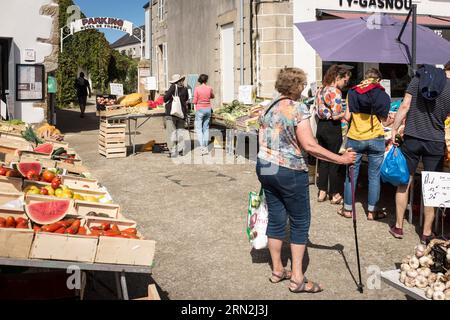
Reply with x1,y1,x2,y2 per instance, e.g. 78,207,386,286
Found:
74,201,119,219
0,176,23,193
0,210,34,259
30,232,98,263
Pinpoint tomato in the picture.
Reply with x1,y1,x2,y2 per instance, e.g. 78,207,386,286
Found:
121,232,139,239
16,222,29,229
77,227,87,235
101,223,110,231
70,220,81,233
0,217,6,224
40,187,49,195
0,221,5,228
51,177,61,189
6,216,16,228
65,227,77,235
56,219,75,228
6,170,20,178
15,217,27,225
41,223,60,233
111,224,120,233
122,228,137,235
33,226,41,232
103,230,121,237
89,229,102,237
42,170,56,183
54,227,66,234
0,167,7,176
26,170,39,181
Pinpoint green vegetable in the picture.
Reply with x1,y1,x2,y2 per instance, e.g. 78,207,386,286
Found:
21,126,43,146
7,119,25,125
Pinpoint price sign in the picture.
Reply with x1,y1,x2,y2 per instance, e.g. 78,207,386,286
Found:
110,83,124,96
421,171,450,208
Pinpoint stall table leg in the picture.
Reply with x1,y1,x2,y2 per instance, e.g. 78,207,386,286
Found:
120,271,129,300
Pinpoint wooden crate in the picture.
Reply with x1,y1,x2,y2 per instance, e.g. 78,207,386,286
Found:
60,175,99,190
0,192,24,211
0,210,34,259
56,161,88,175
0,176,23,193
98,118,127,158
30,232,98,263
86,217,156,266
99,105,127,117
74,201,120,219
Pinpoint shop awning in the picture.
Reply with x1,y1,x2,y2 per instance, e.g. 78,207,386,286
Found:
320,10,450,28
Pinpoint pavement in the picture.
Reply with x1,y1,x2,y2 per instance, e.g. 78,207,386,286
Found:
55,103,438,300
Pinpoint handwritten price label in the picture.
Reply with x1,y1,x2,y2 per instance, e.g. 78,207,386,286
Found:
422,171,450,208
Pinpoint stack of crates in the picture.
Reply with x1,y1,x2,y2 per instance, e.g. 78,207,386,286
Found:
98,117,127,158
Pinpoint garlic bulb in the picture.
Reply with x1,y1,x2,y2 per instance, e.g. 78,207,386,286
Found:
419,256,433,268
428,273,438,284
433,282,446,293
436,273,445,282
433,291,445,300
415,275,428,289
415,244,426,258
445,289,450,301
409,256,420,269
425,287,434,299
407,269,418,279
401,263,411,272
405,277,416,288
400,271,407,284
418,267,432,278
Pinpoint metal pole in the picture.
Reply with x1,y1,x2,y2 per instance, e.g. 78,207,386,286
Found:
350,166,364,294
412,4,417,74
60,27,63,53
240,0,244,85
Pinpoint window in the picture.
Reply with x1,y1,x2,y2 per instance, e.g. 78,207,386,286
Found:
158,0,165,22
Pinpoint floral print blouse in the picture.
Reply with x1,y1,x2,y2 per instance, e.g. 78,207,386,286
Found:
258,98,311,171
315,86,344,120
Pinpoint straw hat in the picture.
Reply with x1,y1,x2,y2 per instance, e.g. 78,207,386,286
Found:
169,74,186,84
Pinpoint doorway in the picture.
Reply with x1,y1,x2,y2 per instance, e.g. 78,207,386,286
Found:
0,38,11,120
220,23,235,103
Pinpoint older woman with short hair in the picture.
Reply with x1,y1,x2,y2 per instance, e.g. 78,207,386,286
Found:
257,67,356,293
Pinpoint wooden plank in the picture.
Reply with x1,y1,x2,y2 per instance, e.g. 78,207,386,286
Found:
100,122,127,129
98,140,126,149
98,151,127,159
0,176,23,193
98,146,127,153
98,137,126,144
60,176,98,190
30,233,98,263
0,228,34,259
99,132,126,139
0,192,24,208
56,162,88,174
75,201,119,219
95,237,156,266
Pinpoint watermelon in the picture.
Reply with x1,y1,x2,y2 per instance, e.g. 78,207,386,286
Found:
16,162,42,178
25,200,71,225
33,143,54,155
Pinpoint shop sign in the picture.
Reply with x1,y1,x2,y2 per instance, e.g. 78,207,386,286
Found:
71,17,133,35
338,0,412,10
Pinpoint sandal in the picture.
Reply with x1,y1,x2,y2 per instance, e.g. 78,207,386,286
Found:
289,277,323,294
337,207,353,219
330,196,343,205
269,270,292,283
367,211,387,221
317,191,327,202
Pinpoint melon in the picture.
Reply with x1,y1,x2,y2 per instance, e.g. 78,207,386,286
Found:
25,200,71,225
16,162,42,178
33,143,54,155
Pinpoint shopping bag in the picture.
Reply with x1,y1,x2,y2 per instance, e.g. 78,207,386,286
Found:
246,188,268,250
380,146,410,186
170,86,184,118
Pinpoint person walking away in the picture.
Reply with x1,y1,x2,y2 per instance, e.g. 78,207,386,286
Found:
257,67,356,293
74,72,91,118
315,65,352,205
339,68,394,219
164,74,190,158
192,74,215,155
390,63,450,244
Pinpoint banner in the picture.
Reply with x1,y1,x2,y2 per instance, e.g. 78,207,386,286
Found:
71,17,133,35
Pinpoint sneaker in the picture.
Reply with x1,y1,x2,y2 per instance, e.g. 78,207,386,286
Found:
420,233,435,245
389,225,404,239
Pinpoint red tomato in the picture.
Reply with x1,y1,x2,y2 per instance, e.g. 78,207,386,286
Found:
0,167,7,176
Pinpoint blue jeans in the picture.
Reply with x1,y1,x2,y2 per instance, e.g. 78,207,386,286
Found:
256,158,311,245
195,108,212,147
344,137,385,212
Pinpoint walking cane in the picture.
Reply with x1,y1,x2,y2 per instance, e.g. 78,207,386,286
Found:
349,165,364,293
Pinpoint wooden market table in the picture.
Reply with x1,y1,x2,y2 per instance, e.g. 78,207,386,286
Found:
0,257,153,300
381,269,428,300
102,109,165,155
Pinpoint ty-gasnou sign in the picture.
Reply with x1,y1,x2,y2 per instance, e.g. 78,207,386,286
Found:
339,0,412,10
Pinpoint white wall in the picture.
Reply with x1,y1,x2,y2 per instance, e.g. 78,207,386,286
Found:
293,0,450,87
0,0,54,123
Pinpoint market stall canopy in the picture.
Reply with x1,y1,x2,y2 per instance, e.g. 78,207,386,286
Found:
295,14,450,65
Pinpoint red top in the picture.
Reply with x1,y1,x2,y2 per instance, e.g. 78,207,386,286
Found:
193,84,214,109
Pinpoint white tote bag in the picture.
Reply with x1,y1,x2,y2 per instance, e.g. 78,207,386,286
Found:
170,85,184,118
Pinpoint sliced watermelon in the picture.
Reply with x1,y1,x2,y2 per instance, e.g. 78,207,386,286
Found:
16,162,42,178
33,143,54,155
25,200,71,225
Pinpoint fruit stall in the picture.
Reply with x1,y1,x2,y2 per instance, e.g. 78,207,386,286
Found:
0,121,156,299
97,93,166,158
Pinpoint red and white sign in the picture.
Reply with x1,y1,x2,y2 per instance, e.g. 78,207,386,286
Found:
71,17,133,35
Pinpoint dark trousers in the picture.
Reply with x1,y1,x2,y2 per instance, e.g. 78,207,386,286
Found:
77,95,87,115
316,119,344,195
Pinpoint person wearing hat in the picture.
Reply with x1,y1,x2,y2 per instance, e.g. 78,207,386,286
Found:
164,74,189,157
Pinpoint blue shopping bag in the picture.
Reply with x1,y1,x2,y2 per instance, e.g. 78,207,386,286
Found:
381,146,410,186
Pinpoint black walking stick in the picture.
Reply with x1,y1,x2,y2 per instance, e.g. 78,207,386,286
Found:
349,165,364,293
